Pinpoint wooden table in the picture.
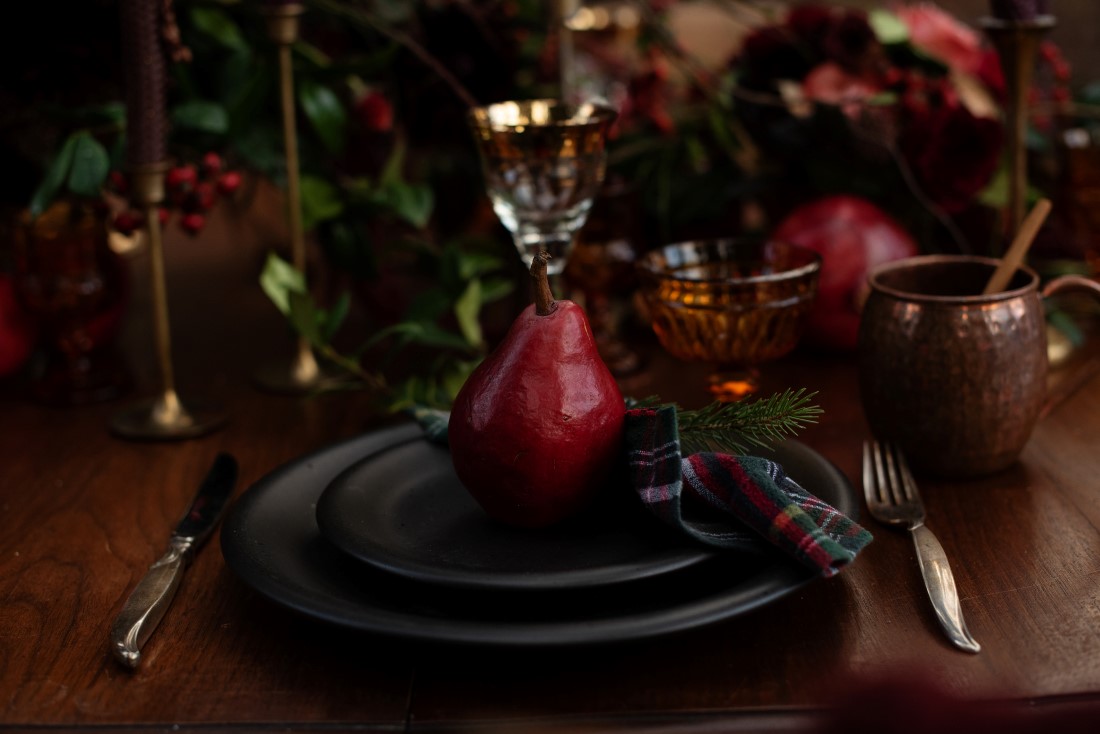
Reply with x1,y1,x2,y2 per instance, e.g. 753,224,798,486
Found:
3,203,1100,732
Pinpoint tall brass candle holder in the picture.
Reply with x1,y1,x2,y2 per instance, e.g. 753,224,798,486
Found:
110,164,227,439
981,12,1057,237
253,2,324,393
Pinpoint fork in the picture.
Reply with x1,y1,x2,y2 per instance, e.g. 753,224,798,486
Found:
863,440,981,653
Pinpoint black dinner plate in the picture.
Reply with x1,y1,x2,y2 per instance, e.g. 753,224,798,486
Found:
315,437,718,591
220,423,858,647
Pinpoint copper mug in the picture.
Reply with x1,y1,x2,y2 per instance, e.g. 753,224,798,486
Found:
858,255,1100,478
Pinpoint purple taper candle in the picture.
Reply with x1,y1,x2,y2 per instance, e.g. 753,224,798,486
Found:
119,0,169,167
991,0,1050,20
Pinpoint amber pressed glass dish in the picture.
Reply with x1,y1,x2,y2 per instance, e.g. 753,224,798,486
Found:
637,239,821,400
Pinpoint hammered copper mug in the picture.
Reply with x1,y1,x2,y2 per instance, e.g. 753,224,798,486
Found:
858,255,1100,478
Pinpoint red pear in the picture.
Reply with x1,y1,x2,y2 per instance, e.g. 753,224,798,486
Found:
448,252,625,528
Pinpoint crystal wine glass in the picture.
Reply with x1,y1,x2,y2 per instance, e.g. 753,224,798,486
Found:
637,239,821,402
468,99,617,276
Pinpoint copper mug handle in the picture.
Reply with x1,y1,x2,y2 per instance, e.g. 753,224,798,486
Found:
1042,274,1100,300
1040,275,1100,418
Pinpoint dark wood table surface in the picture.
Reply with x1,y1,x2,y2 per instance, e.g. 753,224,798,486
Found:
4,202,1100,732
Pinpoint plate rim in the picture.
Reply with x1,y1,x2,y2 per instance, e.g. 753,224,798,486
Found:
314,437,720,591
220,423,855,647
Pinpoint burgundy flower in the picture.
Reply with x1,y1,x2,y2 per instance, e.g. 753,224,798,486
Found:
823,10,880,76
737,26,813,86
786,4,834,55
901,102,1003,212
895,3,984,76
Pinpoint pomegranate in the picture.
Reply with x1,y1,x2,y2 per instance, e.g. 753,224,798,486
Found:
772,195,919,350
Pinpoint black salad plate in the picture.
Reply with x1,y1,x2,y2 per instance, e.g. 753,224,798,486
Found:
315,436,717,591
220,423,858,647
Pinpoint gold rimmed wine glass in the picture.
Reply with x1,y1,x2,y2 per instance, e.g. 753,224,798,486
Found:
468,99,617,277
637,239,821,402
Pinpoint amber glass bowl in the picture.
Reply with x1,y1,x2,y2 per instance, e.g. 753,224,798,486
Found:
637,239,821,400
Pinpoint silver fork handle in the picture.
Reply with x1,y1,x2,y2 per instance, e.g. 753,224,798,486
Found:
910,524,981,653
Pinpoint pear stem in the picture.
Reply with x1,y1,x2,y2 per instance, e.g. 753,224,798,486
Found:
531,251,557,316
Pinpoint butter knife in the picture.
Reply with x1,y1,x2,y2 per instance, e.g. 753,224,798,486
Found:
110,453,238,668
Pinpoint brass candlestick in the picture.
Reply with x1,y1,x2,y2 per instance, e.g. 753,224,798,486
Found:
254,2,324,394
981,13,1057,238
110,164,226,440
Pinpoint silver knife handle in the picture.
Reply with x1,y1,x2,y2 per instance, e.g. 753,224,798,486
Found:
110,537,193,668
910,524,981,653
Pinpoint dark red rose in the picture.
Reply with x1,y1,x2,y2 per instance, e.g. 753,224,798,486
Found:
737,26,813,86
823,10,879,75
786,4,833,56
976,48,1006,101
622,66,675,136
901,102,1003,213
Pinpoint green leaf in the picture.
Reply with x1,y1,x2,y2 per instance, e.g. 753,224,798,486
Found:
454,279,484,348
70,102,126,126
441,358,481,402
457,251,505,280
870,9,908,45
29,132,79,216
380,140,406,186
171,100,230,134
189,6,247,50
321,291,351,342
479,277,514,304
318,220,376,279
288,291,322,347
298,79,347,154
364,321,473,352
376,180,433,228
260,252,306,316
66,132,110,198
300,175,345,230
406,289,453,322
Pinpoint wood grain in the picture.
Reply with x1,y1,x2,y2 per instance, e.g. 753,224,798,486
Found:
3,191,1100,730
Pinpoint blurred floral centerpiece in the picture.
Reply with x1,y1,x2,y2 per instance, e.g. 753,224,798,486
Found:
732,2,1008,235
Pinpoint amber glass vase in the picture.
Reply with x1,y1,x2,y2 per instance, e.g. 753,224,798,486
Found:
13,200,129,405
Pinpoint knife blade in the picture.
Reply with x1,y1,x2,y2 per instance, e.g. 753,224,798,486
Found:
110,453,238,668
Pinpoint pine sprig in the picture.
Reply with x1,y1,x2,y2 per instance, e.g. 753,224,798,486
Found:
675,388,822,456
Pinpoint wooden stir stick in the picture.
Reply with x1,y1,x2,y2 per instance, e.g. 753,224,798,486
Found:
982,198,1052,295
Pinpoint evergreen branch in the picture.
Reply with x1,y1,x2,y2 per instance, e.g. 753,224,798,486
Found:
675,388,822,456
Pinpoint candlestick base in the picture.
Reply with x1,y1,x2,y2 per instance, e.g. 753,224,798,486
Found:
110,392,226,441
253,348,329,395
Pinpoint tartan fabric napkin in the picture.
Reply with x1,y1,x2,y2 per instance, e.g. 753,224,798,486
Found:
625,406,871,577
411,405,871,577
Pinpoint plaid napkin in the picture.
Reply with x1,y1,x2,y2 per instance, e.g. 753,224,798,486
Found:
411,405,871,577
626,406,871,577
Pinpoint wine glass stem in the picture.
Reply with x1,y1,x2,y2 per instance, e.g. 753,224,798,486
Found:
709,365,760,402
513,232,573,276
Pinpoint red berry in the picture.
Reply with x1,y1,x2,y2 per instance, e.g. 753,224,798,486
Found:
217,171,242,195
201,151,223,177
190,182,217,211
354,91,394,132
109,170,129,194
112,210,144,235
166,165,197,190
158,207,171,225
180,213,205,234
